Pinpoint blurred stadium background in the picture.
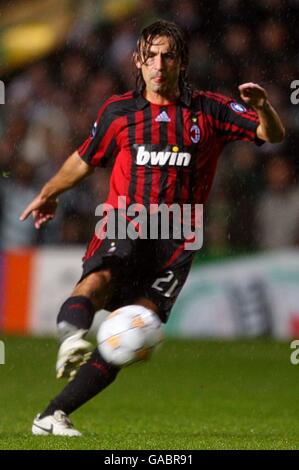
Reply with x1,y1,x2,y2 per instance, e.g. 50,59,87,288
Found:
0,0,299,450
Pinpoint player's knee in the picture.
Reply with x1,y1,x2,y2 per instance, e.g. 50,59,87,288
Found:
72,269,112,308
89,269,112,288
134,298,166,323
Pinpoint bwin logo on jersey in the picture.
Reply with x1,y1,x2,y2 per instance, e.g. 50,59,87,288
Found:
136,146,191,167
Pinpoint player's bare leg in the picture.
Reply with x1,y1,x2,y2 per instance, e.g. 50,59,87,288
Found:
56,269,113,380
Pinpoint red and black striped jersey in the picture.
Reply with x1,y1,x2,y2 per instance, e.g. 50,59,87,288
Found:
78,88,263,207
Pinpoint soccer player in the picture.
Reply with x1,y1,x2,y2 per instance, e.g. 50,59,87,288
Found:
20,20,284,436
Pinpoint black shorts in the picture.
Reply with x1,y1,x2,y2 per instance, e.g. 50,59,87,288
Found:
80,233,195,323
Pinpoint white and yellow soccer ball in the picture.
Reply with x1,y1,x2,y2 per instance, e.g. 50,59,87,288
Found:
97,305,163,366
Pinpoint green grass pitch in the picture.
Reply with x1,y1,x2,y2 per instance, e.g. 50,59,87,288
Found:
0,336,298,450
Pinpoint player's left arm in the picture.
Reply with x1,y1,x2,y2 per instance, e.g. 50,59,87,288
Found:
239,83,285,143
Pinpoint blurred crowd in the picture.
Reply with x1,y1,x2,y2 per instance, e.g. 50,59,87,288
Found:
0,0,299,256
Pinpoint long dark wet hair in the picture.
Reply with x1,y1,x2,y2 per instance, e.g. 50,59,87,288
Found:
134,20,191,93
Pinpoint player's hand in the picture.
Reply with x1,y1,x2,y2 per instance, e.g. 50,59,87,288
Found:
19,195,58,229
238,83,268,110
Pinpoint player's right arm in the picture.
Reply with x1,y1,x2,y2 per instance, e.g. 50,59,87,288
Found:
20,94,120,229
20,151,94,229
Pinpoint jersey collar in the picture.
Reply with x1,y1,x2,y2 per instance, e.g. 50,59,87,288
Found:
134,87,192,109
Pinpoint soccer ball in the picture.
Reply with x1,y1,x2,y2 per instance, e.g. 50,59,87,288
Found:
97,305,163,366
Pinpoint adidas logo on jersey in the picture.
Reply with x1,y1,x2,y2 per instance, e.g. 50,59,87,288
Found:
136,146,191,167
155,111,171,122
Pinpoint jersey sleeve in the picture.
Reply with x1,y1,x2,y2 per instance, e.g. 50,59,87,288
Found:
77,99,118,167
205,92,264,146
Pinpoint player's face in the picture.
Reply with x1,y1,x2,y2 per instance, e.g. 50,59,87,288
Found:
136,36,182,97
